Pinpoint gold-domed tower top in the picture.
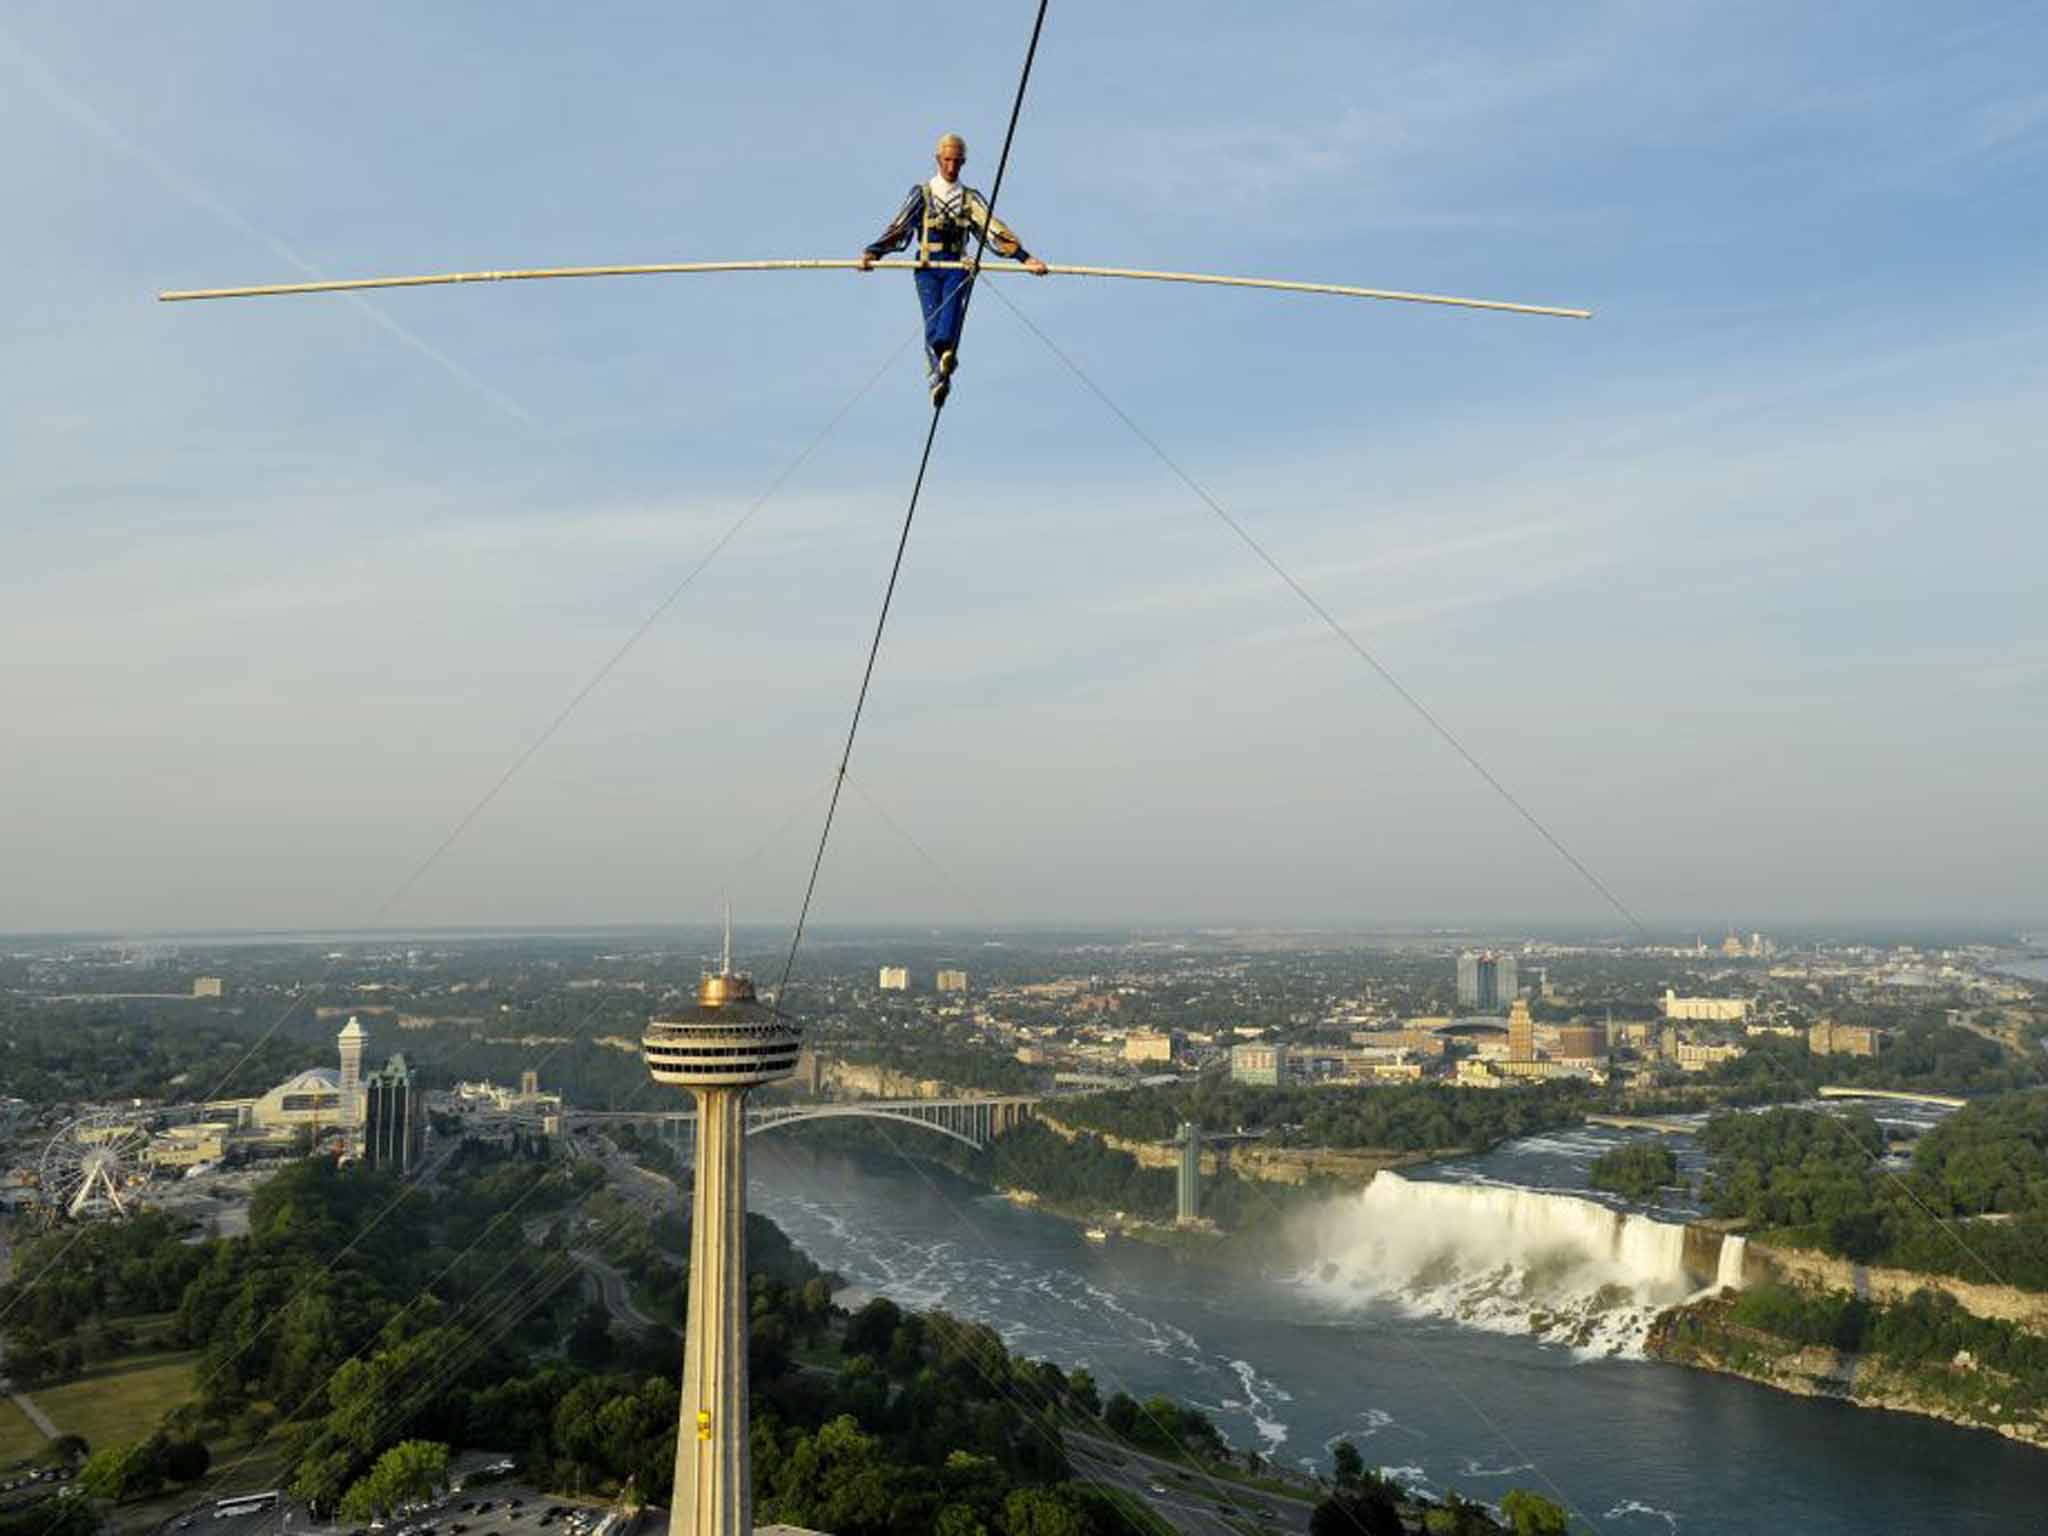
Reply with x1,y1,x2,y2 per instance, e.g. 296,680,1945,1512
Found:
643,904,798,1090
696,908,757,1008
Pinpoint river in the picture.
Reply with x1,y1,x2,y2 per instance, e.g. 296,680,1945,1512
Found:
748,1122,2044,1535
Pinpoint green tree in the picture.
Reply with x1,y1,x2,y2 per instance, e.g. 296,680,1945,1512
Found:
769,1415,896,1536
77,1435,166,1503
1424,1493,1500,1535
843,1297,903,1361
565,1302,615,1369
1066,1368,1100,1418
1331,1438,1365,1486
1501,1488,1572,1536
1102,1393,1138,1437
0,1498,96,1536
337,1440,452,1522
162,1440,212,1483
998,1486,1086,1536
1588,1141,1679,1201
1310,1480,1401,1536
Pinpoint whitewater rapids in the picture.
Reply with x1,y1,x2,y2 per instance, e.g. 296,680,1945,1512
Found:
1293,1172,1735,1358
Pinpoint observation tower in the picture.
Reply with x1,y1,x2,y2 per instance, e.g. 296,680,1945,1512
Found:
643,918,800,1536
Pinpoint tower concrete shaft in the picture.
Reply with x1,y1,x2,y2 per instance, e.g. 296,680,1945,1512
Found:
643,941,798,1536
675,1085,752,1536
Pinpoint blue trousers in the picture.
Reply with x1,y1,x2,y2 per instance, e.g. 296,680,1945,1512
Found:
915,265,971,378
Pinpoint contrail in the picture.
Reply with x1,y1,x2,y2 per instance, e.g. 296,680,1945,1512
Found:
0,23,536,426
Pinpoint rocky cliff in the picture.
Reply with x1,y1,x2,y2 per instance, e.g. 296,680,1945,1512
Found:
1648,1295,2048,1451
1744,1240,2048,1331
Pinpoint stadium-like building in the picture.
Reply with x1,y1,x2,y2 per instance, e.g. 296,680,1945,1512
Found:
198,1017,371,1137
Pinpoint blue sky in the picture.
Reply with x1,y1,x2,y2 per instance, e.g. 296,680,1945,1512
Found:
3,2,2045,933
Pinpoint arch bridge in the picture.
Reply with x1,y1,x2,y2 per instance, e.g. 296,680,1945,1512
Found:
574,1095,1039,1153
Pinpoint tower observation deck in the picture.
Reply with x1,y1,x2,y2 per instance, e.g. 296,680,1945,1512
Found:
643,922,799,1536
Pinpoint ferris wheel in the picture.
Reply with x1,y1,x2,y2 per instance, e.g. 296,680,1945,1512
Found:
37,1113,149,1223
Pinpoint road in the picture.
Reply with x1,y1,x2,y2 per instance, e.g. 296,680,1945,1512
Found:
5,1388,57,1443
549,1140,681,1334
1065,1430,1314,1536
571,1251,655,1332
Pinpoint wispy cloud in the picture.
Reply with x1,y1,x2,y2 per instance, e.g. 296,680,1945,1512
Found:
1974,90,2048,151
0,23,536,426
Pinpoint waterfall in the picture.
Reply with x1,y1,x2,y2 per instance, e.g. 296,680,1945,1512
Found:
1294,1172,1703,1357
1714,1233,1748,1292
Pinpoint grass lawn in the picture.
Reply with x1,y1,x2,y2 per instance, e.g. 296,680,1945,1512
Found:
31,1351,197,1455
0,1396,50,1467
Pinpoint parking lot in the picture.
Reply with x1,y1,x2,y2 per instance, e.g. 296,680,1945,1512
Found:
364,1484,622,1536
152,1473,624,1536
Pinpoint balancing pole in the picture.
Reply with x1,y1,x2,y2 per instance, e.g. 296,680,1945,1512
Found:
158,257,1590,320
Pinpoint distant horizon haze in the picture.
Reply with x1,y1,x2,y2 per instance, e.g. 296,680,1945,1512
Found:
3,916,2041,949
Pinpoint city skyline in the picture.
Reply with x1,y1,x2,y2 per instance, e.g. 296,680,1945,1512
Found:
5,5,2046,932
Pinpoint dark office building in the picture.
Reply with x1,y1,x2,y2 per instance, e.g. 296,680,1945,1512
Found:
363,1052,422,1174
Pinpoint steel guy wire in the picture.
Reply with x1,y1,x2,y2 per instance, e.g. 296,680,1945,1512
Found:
985,278,1649,943
766,789,1573,1536
841,770,995,928
756,1119,1210,1527
134,1024,620,1448
1,329,911,1330
762,789,1369,1527
196,1119,670,1505
824,1118,1379,1536
766,758,1548,1531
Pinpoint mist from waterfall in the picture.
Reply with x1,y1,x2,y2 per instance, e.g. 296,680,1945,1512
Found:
1293,1172,1728,1357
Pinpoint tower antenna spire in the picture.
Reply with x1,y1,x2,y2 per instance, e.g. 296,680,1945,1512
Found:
722,897,733,978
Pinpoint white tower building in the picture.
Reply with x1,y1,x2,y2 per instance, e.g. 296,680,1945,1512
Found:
643,918,799,1536
337,1017,367,1129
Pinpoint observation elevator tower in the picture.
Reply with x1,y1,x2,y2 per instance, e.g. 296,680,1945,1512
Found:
643,919,801,1536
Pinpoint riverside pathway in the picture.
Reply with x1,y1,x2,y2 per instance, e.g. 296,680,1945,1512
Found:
8,1390,57,1441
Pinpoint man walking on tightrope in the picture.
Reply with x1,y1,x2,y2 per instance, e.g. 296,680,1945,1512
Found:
859,132,1048,407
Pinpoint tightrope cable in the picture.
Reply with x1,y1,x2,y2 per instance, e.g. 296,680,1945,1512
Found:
776,0,1052,1003
776,412,943,1004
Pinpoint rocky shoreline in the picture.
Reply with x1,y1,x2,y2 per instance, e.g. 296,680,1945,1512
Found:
1647,1294,2048,1452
